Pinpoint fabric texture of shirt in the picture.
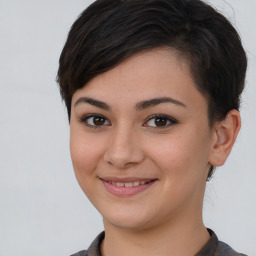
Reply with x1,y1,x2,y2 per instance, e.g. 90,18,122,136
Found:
71,229,247,256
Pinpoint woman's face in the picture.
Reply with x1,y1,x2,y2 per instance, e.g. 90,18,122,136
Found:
70,48,215,230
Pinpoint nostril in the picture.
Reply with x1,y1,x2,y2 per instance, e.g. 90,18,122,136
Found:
104,151,144,169
103,132,145,168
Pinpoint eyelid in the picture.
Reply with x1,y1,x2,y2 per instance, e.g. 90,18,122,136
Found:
79,113,111,128
143,114,177,128
79,113,177,129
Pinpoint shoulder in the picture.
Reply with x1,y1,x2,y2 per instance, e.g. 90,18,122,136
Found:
198,229,247,256
70,250,88,256
216,241,247,256
70,231,104,256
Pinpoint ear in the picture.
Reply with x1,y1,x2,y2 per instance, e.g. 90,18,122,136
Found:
209,109,241,167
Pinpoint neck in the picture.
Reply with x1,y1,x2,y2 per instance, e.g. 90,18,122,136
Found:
101,212,210,256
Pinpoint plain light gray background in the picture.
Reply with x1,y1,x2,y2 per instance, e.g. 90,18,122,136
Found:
0,0,255,255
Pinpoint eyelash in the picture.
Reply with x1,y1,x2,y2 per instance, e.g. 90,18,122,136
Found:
79,114,110,129
143,114,177,129
79,114,177,129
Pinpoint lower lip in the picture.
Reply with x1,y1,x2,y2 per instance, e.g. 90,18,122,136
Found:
101,180,156,196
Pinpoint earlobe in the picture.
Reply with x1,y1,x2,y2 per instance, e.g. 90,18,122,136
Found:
209,110,241,167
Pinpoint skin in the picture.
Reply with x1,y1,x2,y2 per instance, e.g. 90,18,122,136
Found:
70,48,241,256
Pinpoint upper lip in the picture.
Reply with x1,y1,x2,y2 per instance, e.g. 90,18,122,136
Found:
99,176,157,183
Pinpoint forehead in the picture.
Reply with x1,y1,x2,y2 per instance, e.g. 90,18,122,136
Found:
72,48,208,112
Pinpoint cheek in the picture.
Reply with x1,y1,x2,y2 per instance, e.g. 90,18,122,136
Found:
70,130,104,179
147,128,211,177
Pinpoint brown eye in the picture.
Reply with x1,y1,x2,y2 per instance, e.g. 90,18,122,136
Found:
93,116,105,126
81,114,110,128
154,117,168,126
144,115,177,128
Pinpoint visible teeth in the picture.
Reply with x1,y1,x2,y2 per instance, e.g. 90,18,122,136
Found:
124,182,133,187
116,182,124,187
108,180,151,187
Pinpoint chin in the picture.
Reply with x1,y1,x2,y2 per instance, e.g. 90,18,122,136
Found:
101,209,153,230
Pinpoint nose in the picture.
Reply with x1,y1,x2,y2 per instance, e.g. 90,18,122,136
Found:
103,125,145,169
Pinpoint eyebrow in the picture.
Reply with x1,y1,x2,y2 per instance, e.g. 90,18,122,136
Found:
74,97,111,111
135,97,186,111
74,96,186,111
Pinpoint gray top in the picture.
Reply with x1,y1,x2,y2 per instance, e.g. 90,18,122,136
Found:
71,229,247,256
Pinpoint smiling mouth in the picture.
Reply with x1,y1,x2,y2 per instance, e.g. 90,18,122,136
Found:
105,180,152,187
99,177,157,196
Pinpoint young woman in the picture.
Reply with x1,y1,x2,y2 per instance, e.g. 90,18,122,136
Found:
57,0,247,255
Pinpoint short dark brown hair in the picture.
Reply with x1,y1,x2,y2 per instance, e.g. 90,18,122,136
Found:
57,0,247,179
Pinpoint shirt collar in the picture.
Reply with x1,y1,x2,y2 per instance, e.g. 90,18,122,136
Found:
87,228,218,256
